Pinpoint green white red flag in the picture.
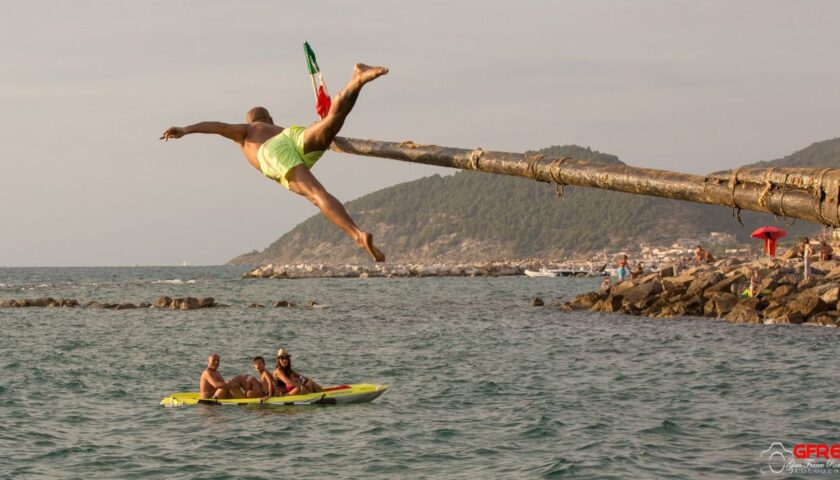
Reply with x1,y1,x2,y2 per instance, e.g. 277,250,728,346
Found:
303,41,331,119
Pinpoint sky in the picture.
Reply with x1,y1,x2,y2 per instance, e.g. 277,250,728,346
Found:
2,1,839,266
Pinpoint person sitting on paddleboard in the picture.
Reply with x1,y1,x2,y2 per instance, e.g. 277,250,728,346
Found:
273,348,322,395
199,353,251,399
245,356,275,401
160,63,388,263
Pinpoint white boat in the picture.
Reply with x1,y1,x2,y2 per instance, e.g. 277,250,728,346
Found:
524,268,559,278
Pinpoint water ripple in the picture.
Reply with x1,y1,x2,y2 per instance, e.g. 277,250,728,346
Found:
1,267,839,478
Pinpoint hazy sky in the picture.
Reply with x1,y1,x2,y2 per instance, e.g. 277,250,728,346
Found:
2,1,839,266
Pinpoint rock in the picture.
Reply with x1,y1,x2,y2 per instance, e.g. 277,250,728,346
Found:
531,297,544,307
115,303,137,310
675,295,705,317
759,270,794,291
787,295,829,318
137,302,151,308
179,297,201,310
703,299,716,316
568,292,601,310
707,292,740,318
825,266,840,281
764,312,805,325
609,280,637,296
810,260,837,273
662,274,695,293
59,299,79,307
762,301,791,320
640,294,670,317
602,294,624,312
725,303,762,324
621,280,663,311
703,273,746,298
798,283,840,305
805,313,838,327
658,266,675,278
154,296,173,308
31,297,56,307
770,284,796,299
247,303,264,308
685,271,725,298
306,300,319,308
797,277,820,291
85,301,104,309
714,257,744,269
359,272,369,279
775,273,801,287
274,300,290,308
199,297,216,309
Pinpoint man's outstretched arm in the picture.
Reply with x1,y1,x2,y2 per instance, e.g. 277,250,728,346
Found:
160,122,247,144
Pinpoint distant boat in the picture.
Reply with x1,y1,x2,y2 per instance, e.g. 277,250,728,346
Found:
524,268,559,278
181,261,190,267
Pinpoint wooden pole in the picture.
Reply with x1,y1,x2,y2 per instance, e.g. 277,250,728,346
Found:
329,136,840,227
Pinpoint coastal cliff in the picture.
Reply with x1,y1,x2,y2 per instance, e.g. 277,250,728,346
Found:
229,138,840,266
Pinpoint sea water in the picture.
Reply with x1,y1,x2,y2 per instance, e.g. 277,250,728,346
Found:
0,267,837,478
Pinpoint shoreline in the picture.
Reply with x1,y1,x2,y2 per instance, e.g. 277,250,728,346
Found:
560,256,840,327
241,260,607,279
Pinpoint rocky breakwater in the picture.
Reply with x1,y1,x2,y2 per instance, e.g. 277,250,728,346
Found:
244,261,526,279
563,257,840,327
0,296,221,311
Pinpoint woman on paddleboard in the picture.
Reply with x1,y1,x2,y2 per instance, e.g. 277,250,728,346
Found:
273,348,323,395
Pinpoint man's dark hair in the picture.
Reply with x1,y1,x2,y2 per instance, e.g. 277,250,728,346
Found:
253,356,265,364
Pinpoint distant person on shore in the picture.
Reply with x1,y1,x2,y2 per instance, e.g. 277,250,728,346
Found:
802,237,813,280
820,240,833,261
630,262,644,280
694,245,715,264
199,353,251,399
273,348,322,395
160,63,388,263
744,270,760,298
616,254,629,283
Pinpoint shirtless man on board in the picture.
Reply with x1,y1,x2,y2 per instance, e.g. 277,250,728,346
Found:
199,353,251,399
161,63,388,262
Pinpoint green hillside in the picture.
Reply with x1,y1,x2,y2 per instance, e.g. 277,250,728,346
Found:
746,137,840,168
229,139,840,265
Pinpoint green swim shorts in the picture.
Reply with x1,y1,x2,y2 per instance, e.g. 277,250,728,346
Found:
257,126,324,189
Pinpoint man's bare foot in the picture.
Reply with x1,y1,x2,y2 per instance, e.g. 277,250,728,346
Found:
360,232,385,262
354,63,389,86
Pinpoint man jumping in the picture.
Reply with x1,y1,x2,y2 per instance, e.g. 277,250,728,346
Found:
161,63,388,262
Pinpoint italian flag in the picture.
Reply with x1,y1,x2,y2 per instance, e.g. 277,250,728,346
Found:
303,41,331,119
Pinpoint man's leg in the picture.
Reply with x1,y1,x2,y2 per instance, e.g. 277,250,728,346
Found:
287,165,385,262
227,375,250,399
303,63,388,153
213,388,231,399
244,376,264,398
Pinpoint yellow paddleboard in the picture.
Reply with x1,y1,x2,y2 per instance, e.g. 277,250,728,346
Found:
160,383,387,407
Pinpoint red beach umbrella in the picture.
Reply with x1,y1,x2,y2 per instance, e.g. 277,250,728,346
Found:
751,226,787,257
